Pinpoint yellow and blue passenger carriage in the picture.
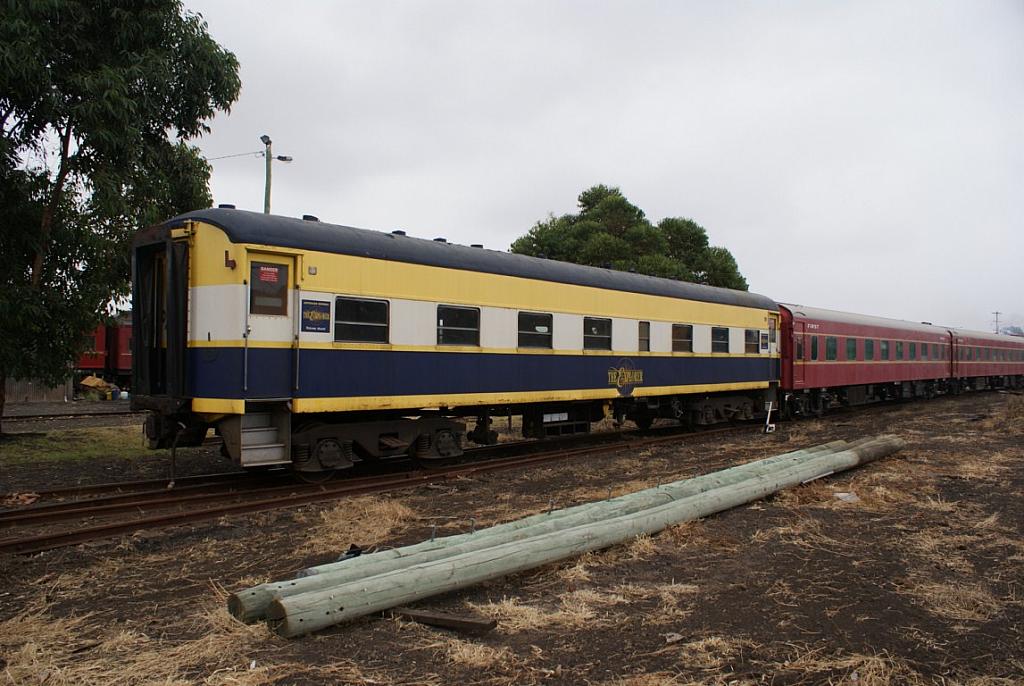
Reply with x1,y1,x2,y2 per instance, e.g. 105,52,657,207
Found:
132,208,780,473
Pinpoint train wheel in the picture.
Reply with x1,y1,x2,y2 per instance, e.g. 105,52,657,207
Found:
811,394,825,418
633,415,654,430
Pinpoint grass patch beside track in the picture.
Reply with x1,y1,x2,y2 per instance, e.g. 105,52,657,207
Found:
0,425,151,464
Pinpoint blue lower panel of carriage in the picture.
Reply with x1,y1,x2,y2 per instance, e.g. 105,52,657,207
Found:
186,347,777,400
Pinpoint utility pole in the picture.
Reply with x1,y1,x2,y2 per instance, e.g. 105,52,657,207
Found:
992,311,1002,334
259,134,293,214
260,135,273,214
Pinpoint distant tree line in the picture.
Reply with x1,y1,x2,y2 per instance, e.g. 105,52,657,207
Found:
511,185,748,291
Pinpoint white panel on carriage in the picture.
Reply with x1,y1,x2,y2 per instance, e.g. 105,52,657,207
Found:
553,313,582,351
692,325,712,354
481,306,515,349
389,298,434,346
650,321,671,353
612,318,636,352
730,328,745,355
247,307,294,343
189,285,247,342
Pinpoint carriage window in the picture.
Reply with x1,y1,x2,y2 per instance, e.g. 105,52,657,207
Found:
932,343,939,359
768,319,776,344
909,342,917,360
825,336,837,361
437,305,480,346
638,321,650,352
864,339,875,360
335,297,388,343
895,342,904,360
880,340,890,360
712,327,730,353
796,336,804,360
920,343,928,360
672,324,693,352
745,329,760,354
811,336,819,361
518,312,553,349
249,262,289,316
846,338,857,361
583,317,612,350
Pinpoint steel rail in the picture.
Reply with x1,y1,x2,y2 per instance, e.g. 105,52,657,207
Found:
0,477,292,525
3,411,141,422
19,471,253,499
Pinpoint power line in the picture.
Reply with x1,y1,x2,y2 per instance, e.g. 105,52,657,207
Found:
992,311,1002,334
204,150,263,161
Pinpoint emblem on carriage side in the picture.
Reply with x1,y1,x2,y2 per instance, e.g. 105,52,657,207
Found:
607,359,643,397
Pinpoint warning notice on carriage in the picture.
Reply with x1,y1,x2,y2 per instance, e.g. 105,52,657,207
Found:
258,265,280,283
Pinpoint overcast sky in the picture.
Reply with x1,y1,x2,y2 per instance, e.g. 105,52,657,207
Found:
185,1,1023,333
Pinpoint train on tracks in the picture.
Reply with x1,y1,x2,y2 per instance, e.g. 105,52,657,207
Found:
77,313,133,389
131,208,1024,474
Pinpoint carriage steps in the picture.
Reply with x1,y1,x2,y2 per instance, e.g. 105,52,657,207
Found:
240,412,288,466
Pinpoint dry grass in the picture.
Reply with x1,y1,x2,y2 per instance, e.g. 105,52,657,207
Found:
902,530,978,574
626,532,658,559
749,513,844,552
416,635,515,669
981,395,1024,435
770,480,832,508
780,422,825,445
468,587,631,634
0,597,282,686
661,635,756,671
468,597,554,633
779,647,927,685
298,495,417,554
897,578,1003,623
646,582,700,623
605,675,678,686
553,554,594,584
567,477,661,505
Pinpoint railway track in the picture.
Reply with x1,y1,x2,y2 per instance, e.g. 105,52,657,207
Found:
3,391,979,556
3,410,141,423
0,423,750,555
25,470,256,500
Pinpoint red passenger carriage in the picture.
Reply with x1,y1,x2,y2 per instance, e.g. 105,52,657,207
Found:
779,304,1024,416
74,313,133,389
780,304,953,416
951,329,1024,391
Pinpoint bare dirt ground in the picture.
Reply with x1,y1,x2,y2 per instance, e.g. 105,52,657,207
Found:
0,393,1022,685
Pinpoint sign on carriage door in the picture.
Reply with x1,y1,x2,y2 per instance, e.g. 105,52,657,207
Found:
793,322,806,387
244,254,296,398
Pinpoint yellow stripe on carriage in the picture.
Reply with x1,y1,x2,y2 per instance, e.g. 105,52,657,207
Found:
288,381,771,414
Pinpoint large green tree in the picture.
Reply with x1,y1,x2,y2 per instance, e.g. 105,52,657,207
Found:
511,185,748,291
0,0,241,432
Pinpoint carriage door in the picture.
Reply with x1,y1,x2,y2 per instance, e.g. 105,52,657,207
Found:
133,237,188,398
793,322,806,387
244,253,296,398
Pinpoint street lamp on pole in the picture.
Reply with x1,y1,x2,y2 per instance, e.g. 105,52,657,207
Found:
260,134,293,214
